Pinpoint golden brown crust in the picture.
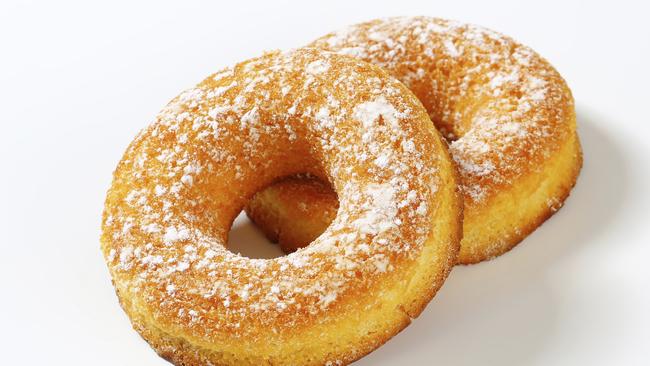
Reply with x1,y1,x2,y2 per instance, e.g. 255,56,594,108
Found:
458,129,582,263
246,17,582,264
101,48,462,365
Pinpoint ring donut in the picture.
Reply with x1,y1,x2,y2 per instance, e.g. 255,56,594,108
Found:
101,48,462,365
246,17,582,264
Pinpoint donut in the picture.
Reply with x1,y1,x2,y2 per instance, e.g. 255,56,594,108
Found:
101,48,462,365
246,17,582,264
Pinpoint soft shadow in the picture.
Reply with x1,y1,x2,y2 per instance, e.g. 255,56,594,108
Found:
227,212,285,259
357,108,630,365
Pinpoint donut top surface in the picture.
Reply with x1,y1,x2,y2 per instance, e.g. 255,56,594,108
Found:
311,17,575,207
102,48,448,341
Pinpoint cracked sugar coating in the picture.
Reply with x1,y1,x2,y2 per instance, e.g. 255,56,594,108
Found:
101,48,462,365
247,17,582,263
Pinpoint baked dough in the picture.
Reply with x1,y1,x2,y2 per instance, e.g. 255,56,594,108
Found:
101,48,462,365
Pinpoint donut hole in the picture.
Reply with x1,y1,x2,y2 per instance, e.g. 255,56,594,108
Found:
199,130,329,258
226,210,286,259
244,174,339,254
225,167,332,259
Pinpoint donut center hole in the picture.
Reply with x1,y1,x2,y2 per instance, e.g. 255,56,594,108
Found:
226,210,286,259
243,174,339,254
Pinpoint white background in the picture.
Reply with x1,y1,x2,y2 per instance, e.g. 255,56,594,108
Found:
1,0,649,365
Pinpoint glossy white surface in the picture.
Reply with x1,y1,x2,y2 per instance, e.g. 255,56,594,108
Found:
1,0,648,364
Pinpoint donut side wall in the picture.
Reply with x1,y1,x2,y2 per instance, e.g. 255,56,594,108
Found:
458,114,582,263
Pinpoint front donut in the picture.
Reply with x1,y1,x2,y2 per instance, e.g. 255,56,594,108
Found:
101,48,462,365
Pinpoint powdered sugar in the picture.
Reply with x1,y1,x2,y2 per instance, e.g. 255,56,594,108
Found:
163,226,190,245
351,183,398,235
444,39,460,57
101,47,442,342
306,60,330,75
353,96,400,129
311,16,573,205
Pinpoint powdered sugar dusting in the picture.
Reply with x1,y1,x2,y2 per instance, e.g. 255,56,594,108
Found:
351,183,398,235
311,16,574,205
353,96,400,129
101,47,441,343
